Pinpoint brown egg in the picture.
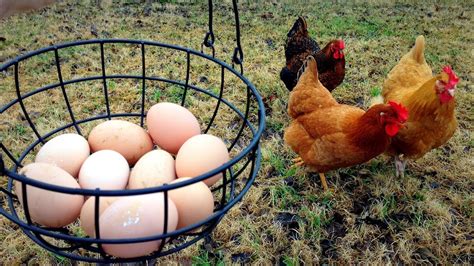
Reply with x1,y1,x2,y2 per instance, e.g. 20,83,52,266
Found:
99,194,178,258
128,150,176,189
88,120,153,165
79,196,119,237
35,133,90,178
146,102,201,154
169,177,214,230
15,163,84,228
175,134,229,186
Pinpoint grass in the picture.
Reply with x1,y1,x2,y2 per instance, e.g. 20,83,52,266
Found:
1,0,473,264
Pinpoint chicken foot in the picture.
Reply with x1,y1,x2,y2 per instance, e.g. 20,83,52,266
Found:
291,157,305,167
395,154,407,178
291,158,329,191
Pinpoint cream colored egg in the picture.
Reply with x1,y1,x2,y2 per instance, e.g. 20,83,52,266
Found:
88,119,153,165
15,163,84,228
146,102,201,154
79,196,119,237
78,150,129,190
35,133,90,178
99,194,178,258
175,134,229,186
128,150,176,189
169,177,214,229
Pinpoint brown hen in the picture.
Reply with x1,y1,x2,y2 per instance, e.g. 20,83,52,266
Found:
284,56,408,190
280,16,345,92
381,35,459,177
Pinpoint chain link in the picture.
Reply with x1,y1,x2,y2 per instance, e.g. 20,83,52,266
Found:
201,0,215,57
200,0,244,73
231,0,244,74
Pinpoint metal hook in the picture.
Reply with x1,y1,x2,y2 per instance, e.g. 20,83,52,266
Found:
201,41,215,58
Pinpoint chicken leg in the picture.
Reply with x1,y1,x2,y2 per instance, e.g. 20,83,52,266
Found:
292,157,329,191
319,173,329,191
395,154,407,178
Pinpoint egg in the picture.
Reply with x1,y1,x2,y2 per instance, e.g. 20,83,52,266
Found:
78,150,129,190
128,150,175,189
169,177,214,229
35,133,90,178
99,194,178,258
176,134,229,186
88,119,153,165
146,102,201,154
15,163,84,228
79,196,119,237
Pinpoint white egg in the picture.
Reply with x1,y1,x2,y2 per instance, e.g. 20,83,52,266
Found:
35,133,90,178
78,150,129,190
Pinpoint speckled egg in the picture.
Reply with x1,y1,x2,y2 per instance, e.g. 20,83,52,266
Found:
88,119,153,165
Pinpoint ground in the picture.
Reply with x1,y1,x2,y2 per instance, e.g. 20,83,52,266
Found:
0,0,473,264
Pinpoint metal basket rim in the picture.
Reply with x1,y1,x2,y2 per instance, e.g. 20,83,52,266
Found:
0,38,266,195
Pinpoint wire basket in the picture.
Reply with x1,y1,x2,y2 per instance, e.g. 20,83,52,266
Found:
0,1,265,263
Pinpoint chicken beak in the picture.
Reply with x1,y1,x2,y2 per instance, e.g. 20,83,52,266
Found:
448,88,455,97
398,121,407,129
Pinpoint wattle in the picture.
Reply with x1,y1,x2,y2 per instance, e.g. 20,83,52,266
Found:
385,124,400,137
333,51,343,59
439,91,453,104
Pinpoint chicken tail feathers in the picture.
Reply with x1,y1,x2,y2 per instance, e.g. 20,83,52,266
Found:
287,16,308,38
410,35,426,64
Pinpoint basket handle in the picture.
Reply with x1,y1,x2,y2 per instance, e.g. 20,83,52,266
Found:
200,0,245,74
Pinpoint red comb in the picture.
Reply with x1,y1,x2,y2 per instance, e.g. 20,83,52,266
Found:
442,66,459,89
336,39,345,50
388,101,409,122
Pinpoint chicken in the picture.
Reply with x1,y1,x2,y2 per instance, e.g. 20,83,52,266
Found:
381,35,459,177
284,56,408,190
280,16,346,92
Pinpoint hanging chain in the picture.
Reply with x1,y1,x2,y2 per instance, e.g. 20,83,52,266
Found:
201,0,215,57
231,0,244,74
201,0,244,73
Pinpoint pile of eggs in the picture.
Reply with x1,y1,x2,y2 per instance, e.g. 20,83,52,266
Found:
15,102,230,258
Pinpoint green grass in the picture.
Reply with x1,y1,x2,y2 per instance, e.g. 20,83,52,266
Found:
0,0,473,265
281,255,300,266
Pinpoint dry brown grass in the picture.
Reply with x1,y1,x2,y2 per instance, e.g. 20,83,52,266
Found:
1,0,473,264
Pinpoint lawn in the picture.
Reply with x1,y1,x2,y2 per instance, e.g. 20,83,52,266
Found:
0,0,473,264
